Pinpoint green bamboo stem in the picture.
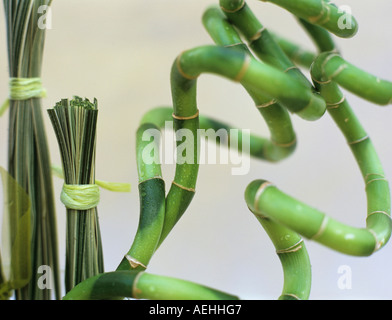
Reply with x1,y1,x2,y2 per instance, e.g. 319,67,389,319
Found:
296,18,337,53
251,212,311,300
119,105,289,272
118,37,326,278
218,0,313,90
116,122,166,272
244,59,392,256
168,44,326,241
174,45,326,121
4,0,60,300
257,0,358,38
311,52,392,106
270,33,316,69
202,6,297,161
63,271,239,300
203,5,311,300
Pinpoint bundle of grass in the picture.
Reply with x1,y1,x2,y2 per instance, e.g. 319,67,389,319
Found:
48,97,104,293
3,0,60,300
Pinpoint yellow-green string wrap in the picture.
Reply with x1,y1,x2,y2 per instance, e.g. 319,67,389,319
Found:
51,164,131,193
0,77,47,116
60,184,100,211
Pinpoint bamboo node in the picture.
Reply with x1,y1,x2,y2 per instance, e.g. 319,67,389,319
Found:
329,64,348,79
172,181,196,193
312,77,332,85
280,293,301,300
249,27,266,43
271,138,296,148
364,173,385,181
254,181,274,213
326,96,346,109
367,229,382,253
276,239,304,254
347,135,369,145
176,52,198,80
132,271,144,299
308,2,328,23
220,0,245,13
172,110,199,120
138,176,164,184
234,54,251,82
365,178,389,187
256,99,277,109
283,66,299,73
125,255,147,269
366,211,391,220
318,5,331,25
311,216,329,240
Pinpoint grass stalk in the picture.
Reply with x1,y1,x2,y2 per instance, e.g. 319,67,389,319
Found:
3,0,60,300
48,97,104,292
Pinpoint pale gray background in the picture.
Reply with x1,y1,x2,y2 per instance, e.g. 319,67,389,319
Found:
1,0,391,299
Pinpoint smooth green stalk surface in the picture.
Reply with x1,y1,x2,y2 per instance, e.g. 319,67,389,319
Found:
297,18,337,53
257,0,358,38
202,6,297,161
116,123,165,271
244,30,391,257
175,45,325,120
219,0,313,89
63,271,239,300
203,5,311,299
270,33,316,69
312,53,392,106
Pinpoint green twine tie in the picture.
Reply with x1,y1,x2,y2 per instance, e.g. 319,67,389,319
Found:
0,77,47,116
60,184,100,211
52,165,130,211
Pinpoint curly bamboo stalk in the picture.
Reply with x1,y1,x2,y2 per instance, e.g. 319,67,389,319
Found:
218,0,313,89
202,6,297,161
245,39,392,257
311,53,392,106
269,33,316,69
117,4,325,286
174,45,326,121
63,270,239,300
203,5,311,300
161,44,325,240
117,105,286,272
116,121,166,272
256,0,358,38
296,18,337,54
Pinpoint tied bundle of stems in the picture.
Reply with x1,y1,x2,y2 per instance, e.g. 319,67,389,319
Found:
48,97,104,293
3,0,60,300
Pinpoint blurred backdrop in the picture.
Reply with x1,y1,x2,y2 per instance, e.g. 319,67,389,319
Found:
1,0,392,299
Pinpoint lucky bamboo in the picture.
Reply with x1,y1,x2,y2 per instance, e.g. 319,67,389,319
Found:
245,3,392,257
3,0,390,301
203,4,312,299
258,0,358,38
63,270,239,300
